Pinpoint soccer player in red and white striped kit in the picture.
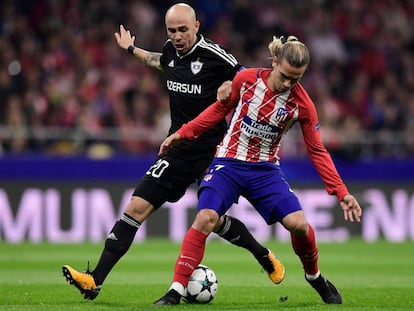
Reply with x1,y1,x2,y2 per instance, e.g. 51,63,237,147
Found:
156,35,362,305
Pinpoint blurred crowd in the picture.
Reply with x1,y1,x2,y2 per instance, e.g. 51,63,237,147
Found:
1,0,413,160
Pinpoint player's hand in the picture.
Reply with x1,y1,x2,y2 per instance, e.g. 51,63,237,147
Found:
339,194,362,222
217,80,232,103
158,133,182,156
114,25,135,50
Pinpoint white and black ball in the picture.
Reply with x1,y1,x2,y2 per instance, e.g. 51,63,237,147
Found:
183,264,218,304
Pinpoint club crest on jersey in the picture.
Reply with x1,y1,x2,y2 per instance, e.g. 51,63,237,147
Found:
274,106,297,124
204,174,213,182
191,60,203,75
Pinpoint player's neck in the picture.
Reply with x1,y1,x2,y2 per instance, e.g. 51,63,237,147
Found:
267,71,277,93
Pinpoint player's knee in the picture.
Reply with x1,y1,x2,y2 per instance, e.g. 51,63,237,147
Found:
290,221,309,236
282,212,309,236
193,209,219,234
124,196,154,222
213,215,228,233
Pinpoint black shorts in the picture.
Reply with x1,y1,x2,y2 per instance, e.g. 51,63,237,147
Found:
133,144,215,209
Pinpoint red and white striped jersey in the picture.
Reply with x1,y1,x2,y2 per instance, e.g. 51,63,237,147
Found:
178,68,349,200
217,68,298,163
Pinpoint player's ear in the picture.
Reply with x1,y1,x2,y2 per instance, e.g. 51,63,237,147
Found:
194,20,200,31
272,56,279,68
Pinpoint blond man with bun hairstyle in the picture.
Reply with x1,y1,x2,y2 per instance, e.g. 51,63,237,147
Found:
158,35,362,305
268,35,310,68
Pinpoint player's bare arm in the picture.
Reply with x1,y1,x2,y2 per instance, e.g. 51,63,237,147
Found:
339,194,362,223
143,52,162,69
114,24,163,71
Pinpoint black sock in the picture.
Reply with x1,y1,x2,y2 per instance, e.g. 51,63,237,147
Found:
216,215,268,261
92,214,140,285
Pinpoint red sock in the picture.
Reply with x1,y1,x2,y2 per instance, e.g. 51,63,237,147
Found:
173,227,208,286
290,225,319,275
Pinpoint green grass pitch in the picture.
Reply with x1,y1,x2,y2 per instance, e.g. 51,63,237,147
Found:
0,239,413,310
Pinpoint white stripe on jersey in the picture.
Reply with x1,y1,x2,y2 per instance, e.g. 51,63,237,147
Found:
198,38,238,66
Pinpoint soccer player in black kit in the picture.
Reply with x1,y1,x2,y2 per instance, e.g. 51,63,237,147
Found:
62,3,285,303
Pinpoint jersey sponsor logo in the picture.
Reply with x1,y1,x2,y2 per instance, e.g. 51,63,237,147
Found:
240,116,279,139
166,80,202,94
190,60,203,75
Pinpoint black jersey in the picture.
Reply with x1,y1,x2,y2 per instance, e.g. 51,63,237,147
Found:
160,34,243,152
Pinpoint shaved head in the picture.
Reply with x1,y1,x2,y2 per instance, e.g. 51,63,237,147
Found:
165,3,196,24
164,3,200,55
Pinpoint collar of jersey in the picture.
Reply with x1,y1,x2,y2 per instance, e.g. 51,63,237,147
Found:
175,34,203,59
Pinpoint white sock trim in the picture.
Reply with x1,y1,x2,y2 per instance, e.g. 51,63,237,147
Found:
169,282,185,296
305,270,321,281
121,214,141,228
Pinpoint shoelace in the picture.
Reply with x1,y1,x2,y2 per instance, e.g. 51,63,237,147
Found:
83,261,93,275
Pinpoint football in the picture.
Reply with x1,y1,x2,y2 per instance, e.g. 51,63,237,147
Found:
183,264,218,304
